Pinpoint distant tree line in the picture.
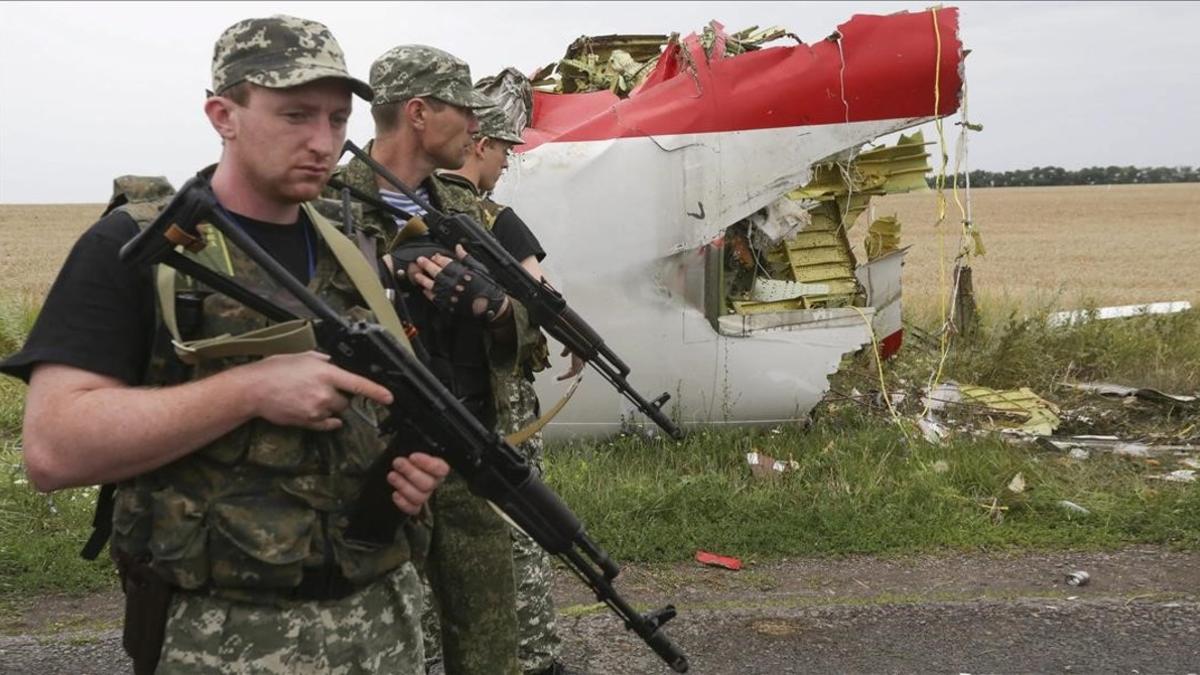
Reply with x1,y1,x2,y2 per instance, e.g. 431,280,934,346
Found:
927,166,1200,187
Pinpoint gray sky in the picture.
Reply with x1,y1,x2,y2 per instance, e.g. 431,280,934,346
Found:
1,1,1197,203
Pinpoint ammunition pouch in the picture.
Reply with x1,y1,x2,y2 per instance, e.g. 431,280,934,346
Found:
114,549,173,675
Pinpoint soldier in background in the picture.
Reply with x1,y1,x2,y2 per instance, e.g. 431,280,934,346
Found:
439,72,585,674
0,16,448,674
331,44,548,675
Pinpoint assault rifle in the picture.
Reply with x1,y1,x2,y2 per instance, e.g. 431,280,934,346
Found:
328,140,684,441
118,174,689,673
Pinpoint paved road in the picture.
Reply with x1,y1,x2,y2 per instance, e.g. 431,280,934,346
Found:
3,548,1198,674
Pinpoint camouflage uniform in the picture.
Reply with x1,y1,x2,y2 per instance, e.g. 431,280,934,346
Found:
109,17,428,674
454,74,565,675
326,44,550,675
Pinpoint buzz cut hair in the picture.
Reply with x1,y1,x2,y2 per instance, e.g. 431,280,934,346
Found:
372,96,447,133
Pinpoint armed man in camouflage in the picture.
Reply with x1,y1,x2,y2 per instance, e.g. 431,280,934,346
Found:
438,74,586,675
330,45,549,675
0,16,449,674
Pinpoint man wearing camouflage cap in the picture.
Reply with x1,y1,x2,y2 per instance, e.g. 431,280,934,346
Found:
438,71,585,675
329,44,552,675
2,15,449,674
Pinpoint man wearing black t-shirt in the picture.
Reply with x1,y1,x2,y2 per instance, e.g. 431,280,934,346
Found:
439,91,584,675
0,16,449,674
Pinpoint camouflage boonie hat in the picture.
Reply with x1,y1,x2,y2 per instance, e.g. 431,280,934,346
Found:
369,45,495,109
212,15,373,101
475,105,524,145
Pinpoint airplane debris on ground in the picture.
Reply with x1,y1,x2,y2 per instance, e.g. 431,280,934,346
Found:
925,381,1061,436
694,550,744,571
745,450,800,481
1061,382,1197,407
1057,500,1090,516
1046,301,1193,328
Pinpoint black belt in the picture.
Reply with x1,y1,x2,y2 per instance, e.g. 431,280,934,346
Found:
290,566,362,602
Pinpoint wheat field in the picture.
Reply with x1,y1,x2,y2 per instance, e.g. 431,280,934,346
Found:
2,184,1198,313
871,183,1200,314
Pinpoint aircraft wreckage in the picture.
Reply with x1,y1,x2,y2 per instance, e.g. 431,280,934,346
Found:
491,7,966,437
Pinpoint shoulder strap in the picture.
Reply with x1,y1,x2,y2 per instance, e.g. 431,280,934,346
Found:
304,203,413,354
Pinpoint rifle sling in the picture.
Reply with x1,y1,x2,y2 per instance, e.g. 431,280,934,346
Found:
157,202,413,363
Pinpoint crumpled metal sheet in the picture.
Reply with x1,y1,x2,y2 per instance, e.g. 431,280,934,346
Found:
534,21,802,98
925,381,1061,436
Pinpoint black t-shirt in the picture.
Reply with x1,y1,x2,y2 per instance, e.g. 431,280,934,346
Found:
490,207,545,264
0,208,317,385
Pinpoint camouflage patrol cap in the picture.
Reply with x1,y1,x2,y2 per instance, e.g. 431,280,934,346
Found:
212,15,373,101
369,45,494,109
475,105,524,144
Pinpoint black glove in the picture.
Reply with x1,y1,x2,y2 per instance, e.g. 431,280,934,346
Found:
391,241,450,280
431,255,508,321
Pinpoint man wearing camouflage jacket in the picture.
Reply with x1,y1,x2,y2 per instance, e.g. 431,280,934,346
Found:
1,16,449,674
330,44,549,675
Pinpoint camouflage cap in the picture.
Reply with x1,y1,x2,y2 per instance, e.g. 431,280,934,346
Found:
475,105,524,144
475,67,534,144
369,45,494,109
212,15,373,101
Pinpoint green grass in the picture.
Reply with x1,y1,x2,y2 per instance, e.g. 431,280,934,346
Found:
0,297,38,437
541,412,1199,562
0,294,1196,601
0,444,116,598
0,297,118,599
900,298,1200,395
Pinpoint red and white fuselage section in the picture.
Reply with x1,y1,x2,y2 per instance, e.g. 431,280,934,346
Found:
494,8,964,437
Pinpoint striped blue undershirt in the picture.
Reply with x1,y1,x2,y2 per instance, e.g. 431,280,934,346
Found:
379,187,429,232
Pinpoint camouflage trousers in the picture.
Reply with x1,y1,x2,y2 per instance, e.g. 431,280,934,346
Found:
511,503,561,673
422,375,562,674
500,375,562,673
419,470,521,675
156,563,424,674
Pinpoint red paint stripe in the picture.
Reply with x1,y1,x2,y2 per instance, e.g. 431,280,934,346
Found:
521,8,961,152
880,329,904,360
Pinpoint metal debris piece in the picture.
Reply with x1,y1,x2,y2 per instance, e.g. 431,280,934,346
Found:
1181,458,1200,470
1047,301,1193,328
1007,472,1027,494
1062,382,1197,406
1067,448,1091,461
928,382,1061,436
1114,443,1151,458
1152,470,1197,483
959,385,1061,436
1057,500,1090,515
695,550,743,571
923,382,962,412
745,450,799,480
919,416,950,445
1039,436,1198,457
1065,571,1090,587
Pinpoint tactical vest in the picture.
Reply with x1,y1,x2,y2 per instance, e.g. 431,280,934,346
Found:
330,151,549,421
413,173,500,424
106,175,421,600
